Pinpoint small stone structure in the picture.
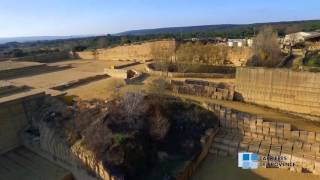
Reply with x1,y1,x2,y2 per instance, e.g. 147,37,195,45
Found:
104,68,143,84
146,63,235,78
169,79,235,101
203,102,320,175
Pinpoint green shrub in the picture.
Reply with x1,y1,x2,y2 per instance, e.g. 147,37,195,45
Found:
113,133,130,144
306,54,320,67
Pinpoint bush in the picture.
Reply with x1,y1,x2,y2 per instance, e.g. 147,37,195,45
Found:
306,54,320,67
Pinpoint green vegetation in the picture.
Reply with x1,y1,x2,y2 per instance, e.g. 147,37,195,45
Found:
1,20,320,60
305,53,320,67
249,26,282,67
176,42,228,65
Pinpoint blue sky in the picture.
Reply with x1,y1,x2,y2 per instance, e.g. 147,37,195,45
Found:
0,0,319,37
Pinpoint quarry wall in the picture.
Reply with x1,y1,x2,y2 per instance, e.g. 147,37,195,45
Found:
227,47,252,66
0,91,45,154
235,67,320,117
76,40,177,61
169,79,235,101
76,40,252,66
11,51,73,63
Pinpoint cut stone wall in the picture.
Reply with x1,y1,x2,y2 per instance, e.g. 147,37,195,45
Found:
227,47,252,66
76,40,177,61
145,63,235,78
203,102,320,175
76,40,252,66
169,79,235,101
235,67,320,117
11,51,73,63
104,68,128,79
0,92,44,154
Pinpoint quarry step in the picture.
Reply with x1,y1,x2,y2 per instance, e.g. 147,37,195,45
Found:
0,147,71,180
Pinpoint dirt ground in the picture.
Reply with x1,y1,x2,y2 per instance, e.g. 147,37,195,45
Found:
192,155,320,180
175,93,320,132
7,59,135,89
66,77,126,100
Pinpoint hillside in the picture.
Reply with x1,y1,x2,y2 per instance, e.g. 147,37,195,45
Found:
118,20,320,36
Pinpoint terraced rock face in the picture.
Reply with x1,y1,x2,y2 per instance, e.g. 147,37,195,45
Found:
205,102,320,176
0,147,71,180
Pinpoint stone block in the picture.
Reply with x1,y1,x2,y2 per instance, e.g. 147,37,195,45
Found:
313,160,320,175
257,134,265,140
283,123,291,131
256,116,263,126
316,132,320,142
299,131,308,142
311,143,320,153
291,131,300,140
263,127,270,136
303,143,312,151
264,136,272,143
282,141,293,152
237,119,244,129
251,133,258,138
239,142,249,152
271,137,279,144
231,113,237,121
244,131,251,137
269,130,276,137
263,122,270,128
269,122,276,136
269,122,277,130
225,119,232,129
307,132,316,143
256,126,263,134
214,104,221,112
226,113,232,121
248,144,260,153
284,131,291,139
278,138,286,144
276,129,284,138
250,125,257,133
293,141,303,152
243,116,250,126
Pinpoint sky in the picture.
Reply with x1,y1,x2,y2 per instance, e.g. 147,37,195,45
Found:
0,0,319,37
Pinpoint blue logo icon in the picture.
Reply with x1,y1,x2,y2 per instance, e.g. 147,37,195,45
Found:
238,152,259,169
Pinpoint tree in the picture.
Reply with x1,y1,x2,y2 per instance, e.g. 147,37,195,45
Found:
251,26,281,67
150,40,176,73
121,90,146,121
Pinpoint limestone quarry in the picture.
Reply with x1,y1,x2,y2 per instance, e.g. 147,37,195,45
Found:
1,39,320,180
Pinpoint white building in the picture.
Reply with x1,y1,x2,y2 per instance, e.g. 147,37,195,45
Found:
227,39,253,47
284,31,320,45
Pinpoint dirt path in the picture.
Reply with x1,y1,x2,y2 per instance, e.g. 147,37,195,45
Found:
175,93,320,132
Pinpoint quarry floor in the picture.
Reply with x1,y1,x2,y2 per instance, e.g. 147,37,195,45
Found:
2,58,320,179
0,147,70,180
191,155,320,180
